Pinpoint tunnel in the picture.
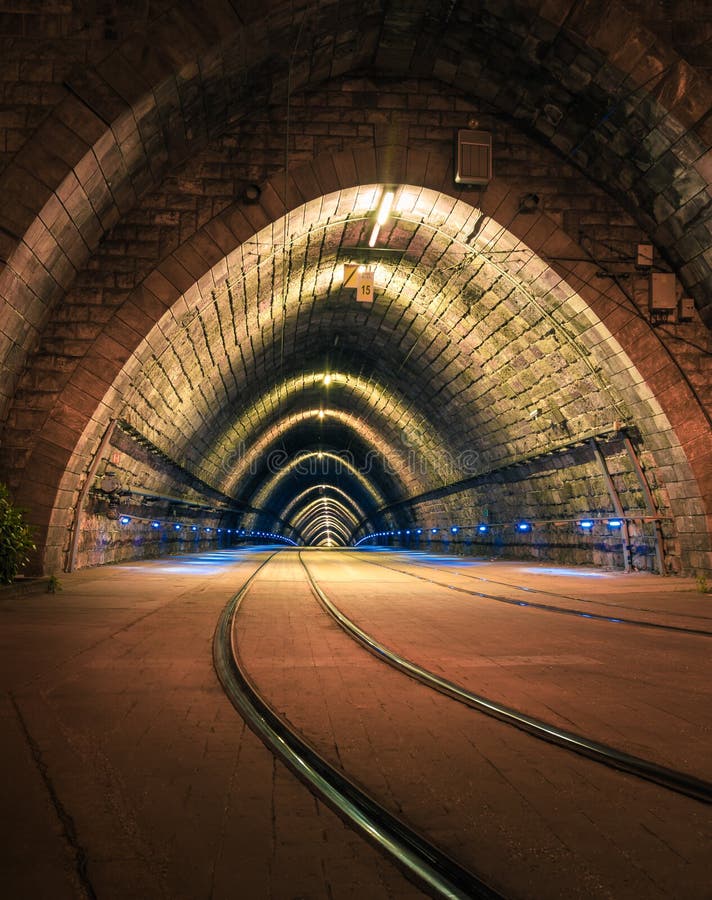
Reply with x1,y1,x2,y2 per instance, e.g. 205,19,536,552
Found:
1,3,712,897
0,0,710,576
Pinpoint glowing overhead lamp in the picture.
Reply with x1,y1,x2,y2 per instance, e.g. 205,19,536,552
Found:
318,410,325,420
579,520,595,530
323,374,332,386
119,515,131,525
368,223,380,247
376,190,395,225
517,521,533,533
477,523,489,534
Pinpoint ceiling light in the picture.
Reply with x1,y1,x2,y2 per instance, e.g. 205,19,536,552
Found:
376,190,394,225
323,374,332,385
368,223,380,247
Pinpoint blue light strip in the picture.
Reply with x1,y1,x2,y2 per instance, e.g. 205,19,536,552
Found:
113,514,298,546
352,516,648,546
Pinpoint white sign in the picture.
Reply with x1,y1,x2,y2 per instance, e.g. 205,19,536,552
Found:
356,270,374,302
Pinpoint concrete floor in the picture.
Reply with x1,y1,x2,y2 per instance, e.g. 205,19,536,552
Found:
1,547,711,899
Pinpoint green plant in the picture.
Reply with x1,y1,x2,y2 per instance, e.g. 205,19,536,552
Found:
0,484,36,584
47,574,62,593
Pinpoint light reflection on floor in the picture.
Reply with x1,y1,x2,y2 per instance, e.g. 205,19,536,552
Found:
357,547,615,576
117,545,281,576
521,567,609,578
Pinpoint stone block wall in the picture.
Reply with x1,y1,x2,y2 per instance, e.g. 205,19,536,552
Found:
363,435,677,572
0,28,708,574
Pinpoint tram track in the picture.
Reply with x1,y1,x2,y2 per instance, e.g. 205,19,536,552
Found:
213,549,505,900
347,552,712,638
299,551,712,805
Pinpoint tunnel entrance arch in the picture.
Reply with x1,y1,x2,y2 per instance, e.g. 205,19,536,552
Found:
22,160,708,575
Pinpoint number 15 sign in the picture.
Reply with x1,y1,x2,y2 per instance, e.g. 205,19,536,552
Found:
343,264,375,303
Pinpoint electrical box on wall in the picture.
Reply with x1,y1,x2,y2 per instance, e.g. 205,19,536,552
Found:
679,297,695,321
649,273,676,310
636,244,653,267
455,130,492,185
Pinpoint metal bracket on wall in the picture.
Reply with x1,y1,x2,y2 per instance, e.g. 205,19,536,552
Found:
589,438,632,573
621,431,666,575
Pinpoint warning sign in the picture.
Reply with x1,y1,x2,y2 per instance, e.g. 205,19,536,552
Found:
343,264,360,288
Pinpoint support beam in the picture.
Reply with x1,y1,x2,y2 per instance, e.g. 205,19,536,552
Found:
589,438,632,574
621,432,666,575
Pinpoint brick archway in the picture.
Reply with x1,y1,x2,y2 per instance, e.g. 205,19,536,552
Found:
6,143,708,573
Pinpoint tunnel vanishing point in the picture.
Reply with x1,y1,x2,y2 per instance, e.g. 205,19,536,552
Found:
0,0,710,577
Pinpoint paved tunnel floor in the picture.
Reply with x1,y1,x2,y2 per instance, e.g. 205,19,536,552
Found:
1,547,710,899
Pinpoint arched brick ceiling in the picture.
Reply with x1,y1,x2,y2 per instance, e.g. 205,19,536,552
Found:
1,0,711,430
280,485,367,537
81,182,696,553
110,186,642,541
0,0,709,566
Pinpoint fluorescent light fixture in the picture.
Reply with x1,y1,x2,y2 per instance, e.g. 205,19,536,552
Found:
323,374,332,385
368,223,380,247
376,190,394,225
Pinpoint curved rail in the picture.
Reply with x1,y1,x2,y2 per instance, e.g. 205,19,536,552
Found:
299,552,712,805
213,550,505,900
393,556,712,623
349,552,712,638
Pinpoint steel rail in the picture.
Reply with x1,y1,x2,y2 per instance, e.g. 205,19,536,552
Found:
213,549,505,900
299,553,712,805
383,554,712,624
349,553,712,638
